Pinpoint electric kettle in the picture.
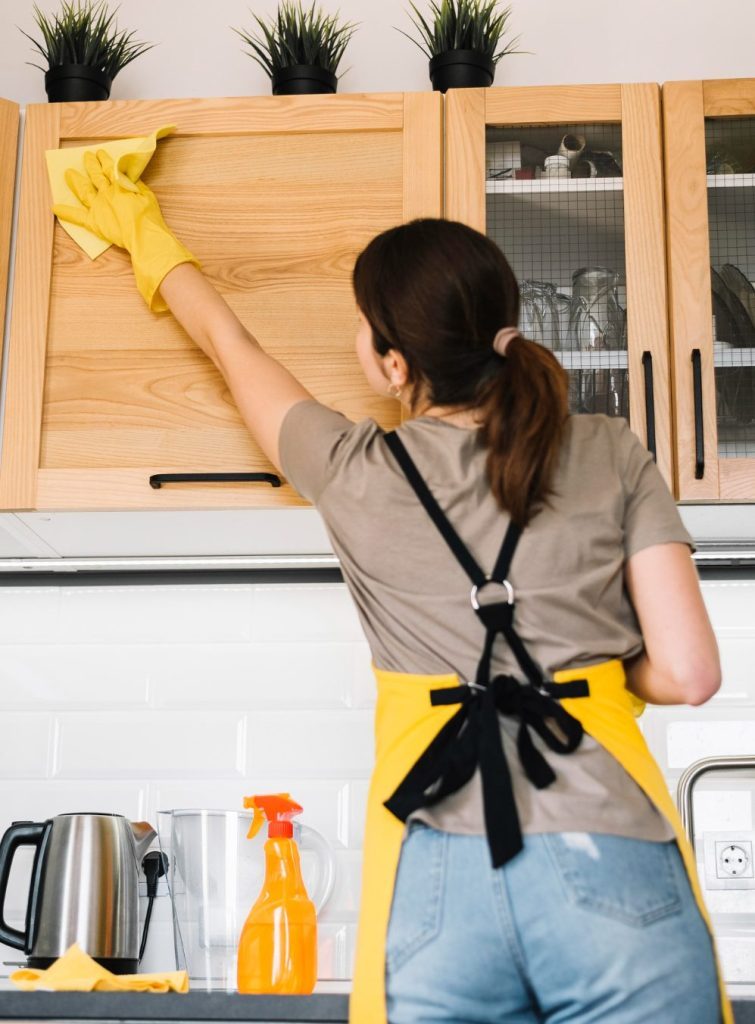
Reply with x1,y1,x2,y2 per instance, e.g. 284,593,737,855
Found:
0,813,156,973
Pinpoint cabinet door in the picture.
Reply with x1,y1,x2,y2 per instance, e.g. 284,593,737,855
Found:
0,99,19,365
0,93,441,511
664,79,755,500
446,85,673,488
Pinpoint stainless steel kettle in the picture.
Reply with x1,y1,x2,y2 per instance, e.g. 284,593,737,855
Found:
0,813,156,973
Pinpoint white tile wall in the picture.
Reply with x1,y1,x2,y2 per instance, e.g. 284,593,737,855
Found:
0,581,374,981
0,575,754,983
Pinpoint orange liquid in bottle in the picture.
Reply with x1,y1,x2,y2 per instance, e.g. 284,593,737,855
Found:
237,836,317,995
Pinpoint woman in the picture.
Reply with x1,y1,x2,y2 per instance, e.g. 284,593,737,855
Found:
54,152,728,1024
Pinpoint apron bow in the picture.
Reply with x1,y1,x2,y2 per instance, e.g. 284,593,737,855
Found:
385,675,589,868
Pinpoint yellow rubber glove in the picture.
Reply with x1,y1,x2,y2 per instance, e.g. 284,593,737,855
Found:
52,149,199,313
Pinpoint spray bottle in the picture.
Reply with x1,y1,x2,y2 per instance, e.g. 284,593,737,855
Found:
237,793,317,995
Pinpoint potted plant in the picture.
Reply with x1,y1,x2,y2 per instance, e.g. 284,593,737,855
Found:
234,2,357,96
401,0,525,93
20,0,153,103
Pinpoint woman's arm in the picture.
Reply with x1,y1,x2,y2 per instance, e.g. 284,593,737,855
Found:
159,264,312,471
623,542,721,706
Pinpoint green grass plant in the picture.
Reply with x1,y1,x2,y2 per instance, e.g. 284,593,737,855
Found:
400,0,524,62
234,2,357,77
20,0,153,77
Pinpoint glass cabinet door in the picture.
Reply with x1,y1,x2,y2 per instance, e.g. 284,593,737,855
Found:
665,79,755,500
446,85,673,488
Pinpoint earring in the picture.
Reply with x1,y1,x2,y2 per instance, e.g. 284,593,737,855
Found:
388,384,403,399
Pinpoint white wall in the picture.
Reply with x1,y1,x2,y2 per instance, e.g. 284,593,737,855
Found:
0,581,373,982
1,0,754,105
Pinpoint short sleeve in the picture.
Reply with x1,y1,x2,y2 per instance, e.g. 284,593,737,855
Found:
617,420,695,558
279,400,355,503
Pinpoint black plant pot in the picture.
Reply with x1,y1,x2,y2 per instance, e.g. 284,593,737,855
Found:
428,49,495,93
271,65,337,96
45,64,112,102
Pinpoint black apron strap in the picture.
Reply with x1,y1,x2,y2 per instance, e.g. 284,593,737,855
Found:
384,431,488,587
382,427,589,868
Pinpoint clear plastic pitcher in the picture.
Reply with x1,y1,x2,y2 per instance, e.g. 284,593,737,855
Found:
157,809,336,991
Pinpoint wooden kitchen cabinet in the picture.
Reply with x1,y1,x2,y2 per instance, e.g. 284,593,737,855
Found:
0,92,442,511
445,84,674,488
664,78,755,500
0,99,19,362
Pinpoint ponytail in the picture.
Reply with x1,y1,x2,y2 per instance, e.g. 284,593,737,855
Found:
478,336,569,527
353,219,570,526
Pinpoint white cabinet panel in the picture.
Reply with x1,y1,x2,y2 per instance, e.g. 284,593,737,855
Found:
15,508,334,558
0,513,58,557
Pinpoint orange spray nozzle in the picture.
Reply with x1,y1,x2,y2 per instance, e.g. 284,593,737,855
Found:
243,793,304,839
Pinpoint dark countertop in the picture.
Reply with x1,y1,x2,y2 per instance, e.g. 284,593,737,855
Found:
0,991,753,1022
0,992,349,1022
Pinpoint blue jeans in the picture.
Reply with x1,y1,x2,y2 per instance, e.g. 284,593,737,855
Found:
385,823,720,1023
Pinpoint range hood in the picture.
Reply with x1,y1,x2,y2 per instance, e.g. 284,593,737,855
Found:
0,504,754,573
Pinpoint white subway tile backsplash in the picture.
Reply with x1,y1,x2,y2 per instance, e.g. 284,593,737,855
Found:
348,781,370,850
702,580,755,630
153,642,366,709
0,781,148,825
54,712,247,778
716,934,755,984
0,588,60,644
58,585,256,644
694,790,753,832
1,574,754,984
249,585,364,643
667,716,755,769
0,714,53,778
245,711,374,779
715,635,755,703
0,646,150,706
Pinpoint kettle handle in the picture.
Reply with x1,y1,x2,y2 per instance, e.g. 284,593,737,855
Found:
0,822,46,951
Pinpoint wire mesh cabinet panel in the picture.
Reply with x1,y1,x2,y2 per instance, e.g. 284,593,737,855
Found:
664,79,755,500
446,85,673,488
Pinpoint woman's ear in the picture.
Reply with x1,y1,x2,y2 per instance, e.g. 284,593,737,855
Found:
383,348,410,389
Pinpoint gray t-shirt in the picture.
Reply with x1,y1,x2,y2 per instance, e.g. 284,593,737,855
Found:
280,401,693,841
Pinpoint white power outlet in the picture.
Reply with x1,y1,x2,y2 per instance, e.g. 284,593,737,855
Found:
716,841,753,879
703,831,755,890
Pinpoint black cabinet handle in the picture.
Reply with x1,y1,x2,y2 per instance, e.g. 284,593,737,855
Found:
149,472,282,490
641,351,657,462
691,349,704,480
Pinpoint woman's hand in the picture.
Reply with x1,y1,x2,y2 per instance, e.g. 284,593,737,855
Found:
624,542,721,706
53,149,198,311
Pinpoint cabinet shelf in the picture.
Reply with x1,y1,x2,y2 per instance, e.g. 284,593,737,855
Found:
555,351,628,371
552,349,755,371
707,173,755,189
486,177,624,194
714,348,755,367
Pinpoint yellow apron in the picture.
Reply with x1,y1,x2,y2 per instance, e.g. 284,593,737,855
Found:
350,658,732,1024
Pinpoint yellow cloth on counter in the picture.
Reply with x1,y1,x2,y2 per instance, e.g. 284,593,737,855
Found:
46,125,175,259
10,943,189,993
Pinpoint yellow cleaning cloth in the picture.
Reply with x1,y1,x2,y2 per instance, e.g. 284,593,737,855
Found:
10,943,189,993
46,125,175,259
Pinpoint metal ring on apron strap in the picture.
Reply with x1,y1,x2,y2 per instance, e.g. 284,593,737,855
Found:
470,577,514,610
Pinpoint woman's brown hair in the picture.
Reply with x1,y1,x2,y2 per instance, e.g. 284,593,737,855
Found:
352,218,568,527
